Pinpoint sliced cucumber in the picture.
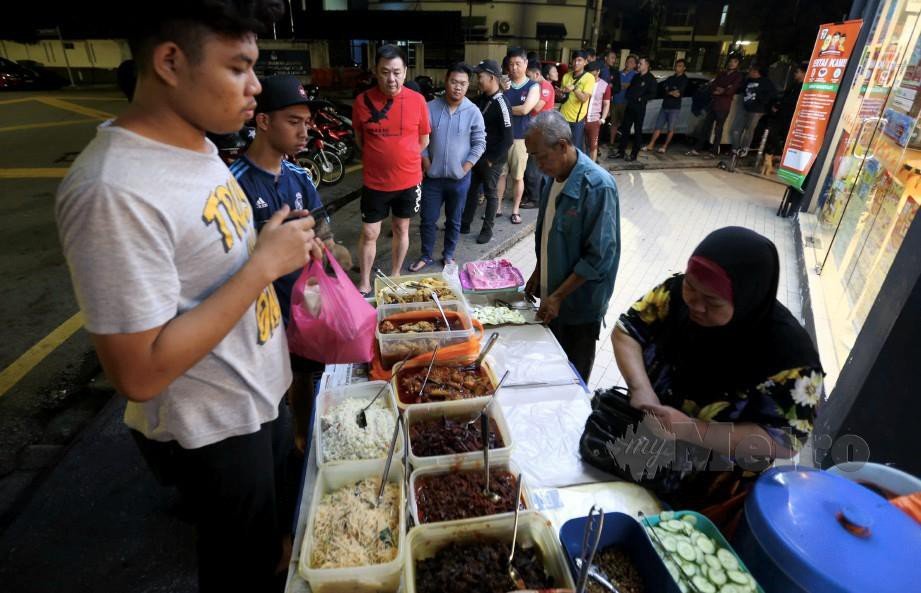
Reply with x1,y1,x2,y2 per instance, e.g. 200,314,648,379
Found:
705,554,722,572
697,535,716,554
681,513,698,525
667,519,687,532
719,585,741,593
680,561,698,577
718,548,740,572
727,570,749,585
677,541,697,562
693,575,717,593
660,510,676,521
709,567,727,586
678,581,689,593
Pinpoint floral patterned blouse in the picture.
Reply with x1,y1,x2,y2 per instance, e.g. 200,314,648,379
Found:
618,279,822,454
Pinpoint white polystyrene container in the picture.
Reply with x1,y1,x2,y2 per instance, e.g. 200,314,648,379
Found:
409,459,532,526
314,381,401,469
376,300,477,368
405,511,576,593
298,459,406,593
404,397,512,468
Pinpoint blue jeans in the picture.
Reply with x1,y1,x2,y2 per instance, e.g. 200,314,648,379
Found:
569,120,586,153
420,173,472,261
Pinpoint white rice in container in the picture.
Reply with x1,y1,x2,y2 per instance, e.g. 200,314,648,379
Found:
321,397,395,461
310,478,400,568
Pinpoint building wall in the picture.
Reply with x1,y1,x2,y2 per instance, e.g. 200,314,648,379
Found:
369,0,591,49
0,39,128,70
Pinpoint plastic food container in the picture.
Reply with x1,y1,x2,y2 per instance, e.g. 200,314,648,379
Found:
409,459,531,526
298,459,406,593
314,381,401,469
374,272,467,308
644,510,764,593
376,301,476,368
404,396,512,467
459,259,525,294
735,466,921,593
560,511,681,593
405,511,576,593
391,356,499,411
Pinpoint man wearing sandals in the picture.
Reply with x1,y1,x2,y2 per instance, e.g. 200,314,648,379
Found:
410,63,486,272
353,44,431,295
524,111,621,383
645,59,688,154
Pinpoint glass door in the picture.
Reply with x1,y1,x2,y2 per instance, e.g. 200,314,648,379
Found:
813,0,921,363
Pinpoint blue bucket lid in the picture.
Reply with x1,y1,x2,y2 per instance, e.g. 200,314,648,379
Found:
746,466,921,593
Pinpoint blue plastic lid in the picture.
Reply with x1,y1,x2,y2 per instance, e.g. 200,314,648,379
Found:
746,466,921,593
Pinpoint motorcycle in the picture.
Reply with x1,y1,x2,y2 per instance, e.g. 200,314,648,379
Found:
209,126,323,189
309,100,359,164
296,126,345,186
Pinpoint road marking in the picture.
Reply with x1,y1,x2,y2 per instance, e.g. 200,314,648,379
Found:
0,97,36,105
0,119,98,133
0,312,84,399
0,168,70,178
35,97,114,120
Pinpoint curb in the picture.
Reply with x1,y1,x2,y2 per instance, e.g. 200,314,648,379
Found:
482,222,537,260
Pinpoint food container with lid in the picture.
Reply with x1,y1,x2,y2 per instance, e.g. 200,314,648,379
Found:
376,301,477,367
298,459,406,592
404,395,512,467
313,381,401,469
409,458,532,526
734,466,921,593
405,511,576,593
390,356,498,411
373,271,467,308
559,511,681,593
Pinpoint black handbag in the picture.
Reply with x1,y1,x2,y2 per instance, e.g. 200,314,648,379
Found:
579,386,677,491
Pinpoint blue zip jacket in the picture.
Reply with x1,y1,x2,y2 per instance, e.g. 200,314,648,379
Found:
535,151,621,325
421,96,486,180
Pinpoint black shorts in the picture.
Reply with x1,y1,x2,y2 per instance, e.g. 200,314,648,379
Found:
360,184,421,223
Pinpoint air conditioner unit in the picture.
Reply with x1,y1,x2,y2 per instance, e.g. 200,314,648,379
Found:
493,21,513,38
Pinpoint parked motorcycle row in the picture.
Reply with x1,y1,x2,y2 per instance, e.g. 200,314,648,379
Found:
211,87,358,188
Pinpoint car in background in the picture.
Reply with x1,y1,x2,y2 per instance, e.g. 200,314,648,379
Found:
0,57,66,90
641,70,711,135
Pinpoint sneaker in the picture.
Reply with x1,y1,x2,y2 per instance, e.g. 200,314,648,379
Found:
460,223,471,234
476,227,493,244
607,150,625,160
685,149,701,156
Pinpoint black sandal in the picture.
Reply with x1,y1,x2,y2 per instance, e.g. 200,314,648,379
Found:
510,213,522,224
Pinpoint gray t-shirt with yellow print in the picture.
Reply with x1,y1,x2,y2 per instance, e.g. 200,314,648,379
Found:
56,123,291,449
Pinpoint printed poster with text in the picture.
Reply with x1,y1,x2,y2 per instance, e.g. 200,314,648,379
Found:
779,20,864,189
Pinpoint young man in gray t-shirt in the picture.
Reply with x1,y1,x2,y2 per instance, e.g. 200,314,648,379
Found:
54,2,321,590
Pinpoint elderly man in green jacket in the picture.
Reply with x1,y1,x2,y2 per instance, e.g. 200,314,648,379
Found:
524,110,621,383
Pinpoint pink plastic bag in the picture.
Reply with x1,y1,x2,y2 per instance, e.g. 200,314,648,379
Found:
286,247,376,364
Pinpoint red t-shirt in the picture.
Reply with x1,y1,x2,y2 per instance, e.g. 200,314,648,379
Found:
532,80,556,115
353,86,431,191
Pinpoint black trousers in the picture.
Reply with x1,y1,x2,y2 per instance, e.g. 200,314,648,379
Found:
461,157,506,232
522,154,542,204
549,319,602,385
131,405,297,593
618,102,647,156
694,109,730,153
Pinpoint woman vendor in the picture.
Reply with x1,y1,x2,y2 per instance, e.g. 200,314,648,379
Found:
611,227,823,513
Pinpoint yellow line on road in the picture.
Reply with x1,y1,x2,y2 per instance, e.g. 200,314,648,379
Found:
0,312,84,399
0,119,98,133
0,168,70,178
0,97,36,105
35,96,114,120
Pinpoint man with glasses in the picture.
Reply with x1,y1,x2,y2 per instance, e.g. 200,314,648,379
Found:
409,63,485,270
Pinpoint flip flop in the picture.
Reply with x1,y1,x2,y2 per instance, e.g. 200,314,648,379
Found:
408,258,432,273
510,213,522,224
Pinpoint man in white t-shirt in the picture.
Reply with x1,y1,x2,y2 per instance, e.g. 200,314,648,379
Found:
524,111,621,383
54,2,321,591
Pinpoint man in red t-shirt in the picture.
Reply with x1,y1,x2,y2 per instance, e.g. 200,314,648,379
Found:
352,44,431,294
527,61,556,114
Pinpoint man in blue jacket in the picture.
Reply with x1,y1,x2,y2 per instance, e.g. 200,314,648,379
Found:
524,110,621,383
410,63,486,270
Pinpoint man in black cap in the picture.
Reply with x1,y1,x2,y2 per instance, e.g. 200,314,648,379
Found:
460,59,514,244
231,75,344,453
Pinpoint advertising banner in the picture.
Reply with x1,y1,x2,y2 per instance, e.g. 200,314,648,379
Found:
778,20,864,189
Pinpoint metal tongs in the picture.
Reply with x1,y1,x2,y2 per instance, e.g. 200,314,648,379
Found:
377,412,405,506
575,505,606,593
375,268,412,297
506,473,526,590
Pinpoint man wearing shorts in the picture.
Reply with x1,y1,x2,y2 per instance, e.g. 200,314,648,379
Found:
646,59,688,153
559,51,596,154
55,2,322,590
583,60,612,162
498,47,540,224
353,44,431,295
